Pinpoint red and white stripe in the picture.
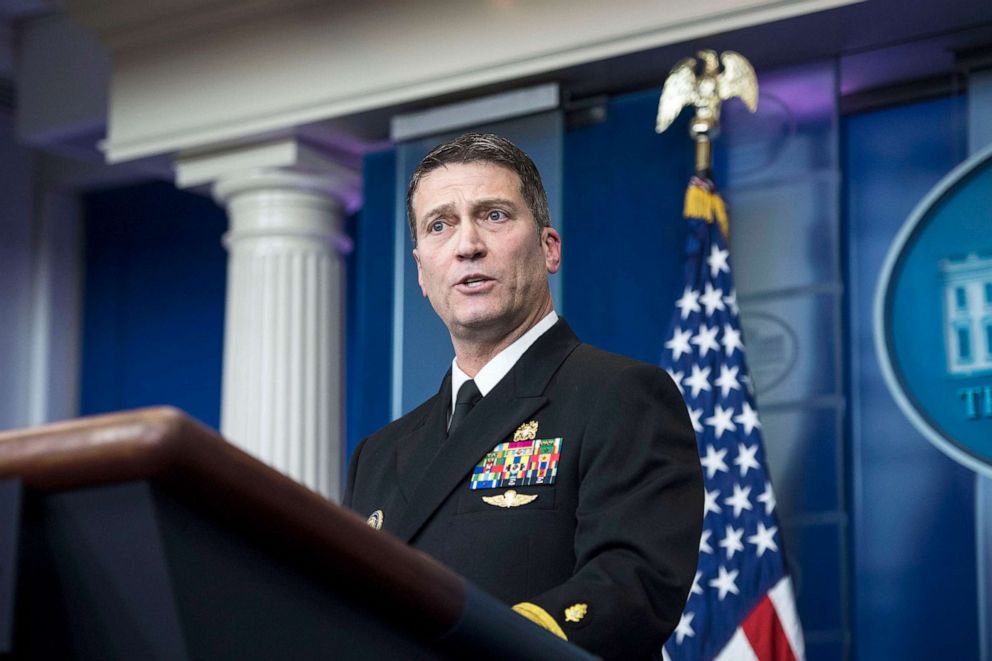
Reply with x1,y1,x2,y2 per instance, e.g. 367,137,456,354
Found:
714,577,805,661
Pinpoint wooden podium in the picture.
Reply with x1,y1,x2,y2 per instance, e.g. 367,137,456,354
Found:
0,408,594,660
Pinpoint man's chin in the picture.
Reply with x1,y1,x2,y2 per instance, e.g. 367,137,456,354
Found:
448,311,511,339
451,314,499,333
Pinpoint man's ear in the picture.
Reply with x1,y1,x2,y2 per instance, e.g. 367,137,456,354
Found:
542,227,562,274
413,248,428,297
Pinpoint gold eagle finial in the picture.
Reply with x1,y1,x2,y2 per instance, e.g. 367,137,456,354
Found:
655,50,758,175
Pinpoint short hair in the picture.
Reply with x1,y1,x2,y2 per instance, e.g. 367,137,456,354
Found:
406,133,551,245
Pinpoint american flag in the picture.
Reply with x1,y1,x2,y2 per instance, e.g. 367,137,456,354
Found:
661,177,805,661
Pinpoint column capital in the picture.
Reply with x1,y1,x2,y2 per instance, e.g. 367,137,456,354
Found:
175,136,361,212
212,168,347,214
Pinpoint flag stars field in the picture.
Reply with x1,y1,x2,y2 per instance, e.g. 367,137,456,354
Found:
704,488,722,516
699,283,726,316
704,404,736,439
719,524,745,560
714,364,741,397
747,522,779,557
757,482,776,516
691,324,720,357
666,327,694,360
709,566,740,601
675,612,697,644
676,286,702,319
707,244,730,277
700,444,729,478
722,323,743,355
723,288,739,316
691,570,704,596
734,443,760,476
660,178,803,660
734,402,761,435
683,365,712,398
699,529,713,554
688,407,704,433
724,484,753,518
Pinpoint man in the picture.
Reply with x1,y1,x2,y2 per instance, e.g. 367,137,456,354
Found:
344,133,702,660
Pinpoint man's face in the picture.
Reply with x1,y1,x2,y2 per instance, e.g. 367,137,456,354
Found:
411,162,561,343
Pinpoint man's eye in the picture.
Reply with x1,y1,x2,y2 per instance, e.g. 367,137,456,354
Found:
487,210,507,221
429,221,445,233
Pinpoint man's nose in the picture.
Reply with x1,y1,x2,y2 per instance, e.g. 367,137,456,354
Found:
454,220,486,259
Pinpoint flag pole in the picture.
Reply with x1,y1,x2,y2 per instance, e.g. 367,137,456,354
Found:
655,51,807,661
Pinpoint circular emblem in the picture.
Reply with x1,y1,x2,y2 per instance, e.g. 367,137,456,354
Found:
875,142,992,475
740,312,799,394
366,509,383,530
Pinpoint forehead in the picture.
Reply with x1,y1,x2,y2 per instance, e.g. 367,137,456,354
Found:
412,162,523,214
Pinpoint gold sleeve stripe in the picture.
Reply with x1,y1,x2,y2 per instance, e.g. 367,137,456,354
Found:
512,602,568,640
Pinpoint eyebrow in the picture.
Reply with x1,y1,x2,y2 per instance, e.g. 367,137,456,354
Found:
422,202,455,224
473,198,519,214
421,198,520,226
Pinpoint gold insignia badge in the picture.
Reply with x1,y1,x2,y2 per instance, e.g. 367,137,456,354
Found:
366,509,383,530
482,489,538,508
513,420,539,442
564,603,588,623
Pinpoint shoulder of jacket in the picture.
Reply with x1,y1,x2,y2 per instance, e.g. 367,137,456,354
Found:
569,342,651,373
567,343,677,389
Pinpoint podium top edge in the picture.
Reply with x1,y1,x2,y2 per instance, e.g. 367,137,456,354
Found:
0,407,467,638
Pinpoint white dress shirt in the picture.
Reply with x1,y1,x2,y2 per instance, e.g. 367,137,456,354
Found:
449,310,559,421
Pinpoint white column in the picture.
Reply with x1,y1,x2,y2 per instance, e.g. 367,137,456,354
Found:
213,169,347,500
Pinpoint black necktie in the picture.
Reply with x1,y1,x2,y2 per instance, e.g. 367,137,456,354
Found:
448,380,482,437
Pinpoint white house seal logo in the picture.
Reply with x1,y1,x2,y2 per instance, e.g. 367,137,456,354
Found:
875,142,992,475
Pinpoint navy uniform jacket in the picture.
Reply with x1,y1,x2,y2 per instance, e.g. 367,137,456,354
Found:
344,319,703,660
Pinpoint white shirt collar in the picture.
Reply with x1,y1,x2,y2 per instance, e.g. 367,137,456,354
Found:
450,310,559,415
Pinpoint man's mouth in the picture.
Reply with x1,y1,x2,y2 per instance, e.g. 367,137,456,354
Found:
457,275,492,289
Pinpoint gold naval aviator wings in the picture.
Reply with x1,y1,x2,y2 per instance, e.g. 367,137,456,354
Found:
481,489,538,508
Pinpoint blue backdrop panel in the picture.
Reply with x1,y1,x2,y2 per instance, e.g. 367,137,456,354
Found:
347,150,397,456
563,90,692,362
844,95,978,660
80,181,227,429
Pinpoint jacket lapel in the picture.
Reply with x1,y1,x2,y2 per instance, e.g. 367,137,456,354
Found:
393,319,581,544
395,372,452,503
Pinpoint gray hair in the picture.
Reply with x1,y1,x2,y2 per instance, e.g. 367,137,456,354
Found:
406,133,551,245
